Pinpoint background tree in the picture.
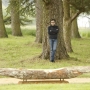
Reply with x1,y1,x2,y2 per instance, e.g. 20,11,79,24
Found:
71,8,81,38
69,0,90,39
41,0,69,59
0,0,8,38
10,0,22,36
63,0,90,52
63,0,81,52
35,0,43,43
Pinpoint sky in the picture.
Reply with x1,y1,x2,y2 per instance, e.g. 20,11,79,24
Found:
2,0,9,7
78,16,90,28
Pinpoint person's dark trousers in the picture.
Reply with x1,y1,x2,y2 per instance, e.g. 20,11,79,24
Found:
49,39,57,62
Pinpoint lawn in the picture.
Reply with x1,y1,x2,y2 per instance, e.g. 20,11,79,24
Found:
0,84,90,90
0,27,90,76
0,27,90,89
79,27,90,37
0,36,90,69
0,28,90,69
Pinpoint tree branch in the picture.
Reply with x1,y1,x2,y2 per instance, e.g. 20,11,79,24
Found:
70,10,81,23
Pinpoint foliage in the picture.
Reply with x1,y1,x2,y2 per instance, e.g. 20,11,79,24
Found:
6,0,35,17
69,0,90,13
19,0,35,17
4,16,11,25
4,15,34,25
3,0,35,25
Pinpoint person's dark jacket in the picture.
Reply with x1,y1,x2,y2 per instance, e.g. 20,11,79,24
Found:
48,25,59,39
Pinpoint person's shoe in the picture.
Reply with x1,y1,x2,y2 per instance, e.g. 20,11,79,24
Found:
50,60,55,63
52,60,55,63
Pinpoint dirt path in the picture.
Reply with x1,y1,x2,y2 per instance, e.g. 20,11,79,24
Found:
0,78,90,84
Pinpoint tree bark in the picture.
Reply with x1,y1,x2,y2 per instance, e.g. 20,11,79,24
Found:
35,0,43,43
0,66,90,80
10,0,22,36
63,0,73,52
71,18,81,38
71,8,81,38
0,0,8,38
41,0,69,59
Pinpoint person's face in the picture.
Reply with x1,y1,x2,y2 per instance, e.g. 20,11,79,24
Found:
51,21,55,26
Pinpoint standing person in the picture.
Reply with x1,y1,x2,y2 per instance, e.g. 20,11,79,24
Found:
48,19,59,62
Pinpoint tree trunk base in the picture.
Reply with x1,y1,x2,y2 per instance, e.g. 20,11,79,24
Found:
67,49,73,53
12,34,23,37
0,35,8,38
35,39,42,43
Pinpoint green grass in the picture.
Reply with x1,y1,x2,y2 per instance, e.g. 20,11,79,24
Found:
70,38,90,63
0,28,90,69
0,35,41,68
79,28,90,37
0,27,90,78
0,84,90,90
6,27,36,36
0,28,90,89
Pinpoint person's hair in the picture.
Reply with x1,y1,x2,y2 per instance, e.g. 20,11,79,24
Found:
50,19,56,22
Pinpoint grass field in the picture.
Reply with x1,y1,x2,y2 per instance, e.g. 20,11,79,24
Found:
0,27,90,90
0,27,90,74
79,27,90,37
0,84,90,90
0,27,90,69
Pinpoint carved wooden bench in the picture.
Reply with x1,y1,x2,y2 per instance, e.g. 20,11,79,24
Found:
0,66,90,83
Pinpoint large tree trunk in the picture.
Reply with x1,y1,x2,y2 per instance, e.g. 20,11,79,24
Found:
41,0,69,59
0,0,8,38
10,0,22,36
35,0,43,43
63,0,73,52
71,8,81,38
0,66,90,81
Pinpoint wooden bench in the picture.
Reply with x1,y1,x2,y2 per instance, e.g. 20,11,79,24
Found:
0,66,90,84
